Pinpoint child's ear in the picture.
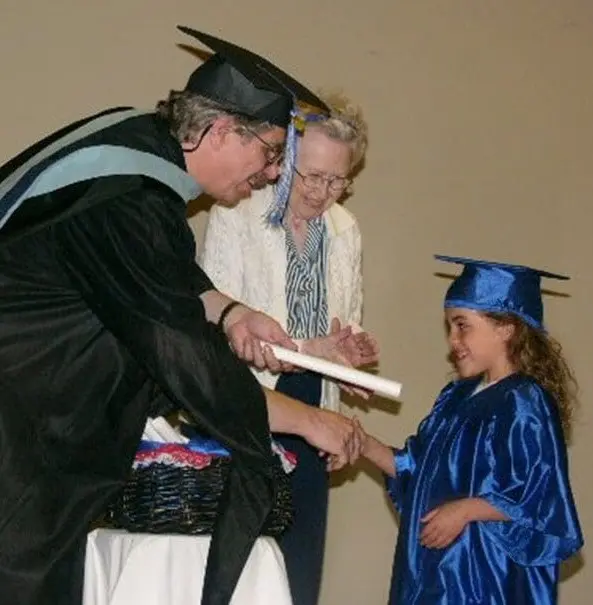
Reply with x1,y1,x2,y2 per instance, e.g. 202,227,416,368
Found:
498,322,515,343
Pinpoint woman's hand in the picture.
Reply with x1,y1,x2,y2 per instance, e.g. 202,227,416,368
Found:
301,318,379,398
302,318,379,367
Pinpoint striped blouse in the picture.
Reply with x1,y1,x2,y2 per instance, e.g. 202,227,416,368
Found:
284,217,329,340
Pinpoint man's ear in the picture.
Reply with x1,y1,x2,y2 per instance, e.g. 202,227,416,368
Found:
180,117,236,153
205,116,236,151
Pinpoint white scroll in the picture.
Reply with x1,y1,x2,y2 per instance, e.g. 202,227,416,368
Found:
268,345,402,401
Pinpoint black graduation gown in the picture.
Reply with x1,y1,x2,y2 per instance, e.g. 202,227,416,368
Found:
0,109,276,605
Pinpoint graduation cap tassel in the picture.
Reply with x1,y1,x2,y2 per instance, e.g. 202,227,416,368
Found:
266,110,299,227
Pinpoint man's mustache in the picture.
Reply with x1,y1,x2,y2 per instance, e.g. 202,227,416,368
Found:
248,172,278,190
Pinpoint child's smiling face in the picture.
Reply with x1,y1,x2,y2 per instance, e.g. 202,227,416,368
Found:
445,308,515,383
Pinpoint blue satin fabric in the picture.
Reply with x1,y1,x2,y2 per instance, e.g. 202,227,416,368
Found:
444,264,544,329
436,255,568,330
386,374,582,605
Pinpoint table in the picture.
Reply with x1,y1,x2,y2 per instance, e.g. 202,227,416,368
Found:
83,529,293,605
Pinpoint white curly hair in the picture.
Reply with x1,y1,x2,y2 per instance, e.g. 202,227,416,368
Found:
303,90,369,171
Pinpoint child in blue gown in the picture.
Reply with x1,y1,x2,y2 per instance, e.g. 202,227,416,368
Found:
360,255,583,605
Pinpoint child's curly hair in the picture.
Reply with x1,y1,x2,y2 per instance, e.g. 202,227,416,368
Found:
486,312,578,438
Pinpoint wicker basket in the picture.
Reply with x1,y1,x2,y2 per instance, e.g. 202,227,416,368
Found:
105,443,294,537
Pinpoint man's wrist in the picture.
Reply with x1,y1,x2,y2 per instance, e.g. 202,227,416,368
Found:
218,301,242,330
219,301,250,332
296,404,319,442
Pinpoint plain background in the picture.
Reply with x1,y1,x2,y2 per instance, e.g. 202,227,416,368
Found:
1,1,591,603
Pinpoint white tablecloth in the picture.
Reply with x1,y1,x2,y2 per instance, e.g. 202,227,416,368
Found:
83,529,293,605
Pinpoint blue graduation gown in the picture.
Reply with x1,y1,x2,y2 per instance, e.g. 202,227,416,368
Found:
386,374,583,605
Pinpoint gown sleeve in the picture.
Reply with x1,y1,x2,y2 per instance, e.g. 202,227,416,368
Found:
477,384,583,566
51,182,271,461
386,435,420,513
51,182,278,605
386,381,457,512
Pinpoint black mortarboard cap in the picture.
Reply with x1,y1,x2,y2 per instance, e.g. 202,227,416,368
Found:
178,26,329,127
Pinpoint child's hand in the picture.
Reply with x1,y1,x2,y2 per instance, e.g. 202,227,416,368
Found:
420,499,472,549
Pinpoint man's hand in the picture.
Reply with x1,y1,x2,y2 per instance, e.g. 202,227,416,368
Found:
199,290,296,372
224,305,297,372
264,387,365,471
302,408,364,471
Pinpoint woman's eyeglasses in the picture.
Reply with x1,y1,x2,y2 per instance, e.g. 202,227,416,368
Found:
294,168,352,193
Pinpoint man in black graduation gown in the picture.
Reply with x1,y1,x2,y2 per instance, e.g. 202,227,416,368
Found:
0,27,361,605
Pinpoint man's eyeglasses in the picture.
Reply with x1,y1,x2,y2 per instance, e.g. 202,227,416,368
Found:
294,168,352,193
243,128,285,165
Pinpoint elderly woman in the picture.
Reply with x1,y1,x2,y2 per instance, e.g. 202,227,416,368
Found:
201,92,377,605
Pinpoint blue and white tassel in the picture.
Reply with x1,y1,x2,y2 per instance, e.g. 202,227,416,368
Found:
265,108,328,226
266,108,300,227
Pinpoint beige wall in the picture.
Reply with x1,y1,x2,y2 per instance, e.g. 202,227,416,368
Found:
1,2,591,603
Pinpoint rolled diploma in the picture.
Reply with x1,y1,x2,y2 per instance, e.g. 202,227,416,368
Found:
268,344,402,400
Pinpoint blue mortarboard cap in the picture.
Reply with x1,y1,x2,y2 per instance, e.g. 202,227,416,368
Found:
435,254,569,330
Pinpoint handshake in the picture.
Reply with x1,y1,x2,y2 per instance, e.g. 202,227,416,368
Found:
267,387,369,472
304,407,368,471
225,304,382,470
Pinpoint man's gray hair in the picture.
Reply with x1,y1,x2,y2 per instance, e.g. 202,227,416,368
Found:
156,90,275,145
